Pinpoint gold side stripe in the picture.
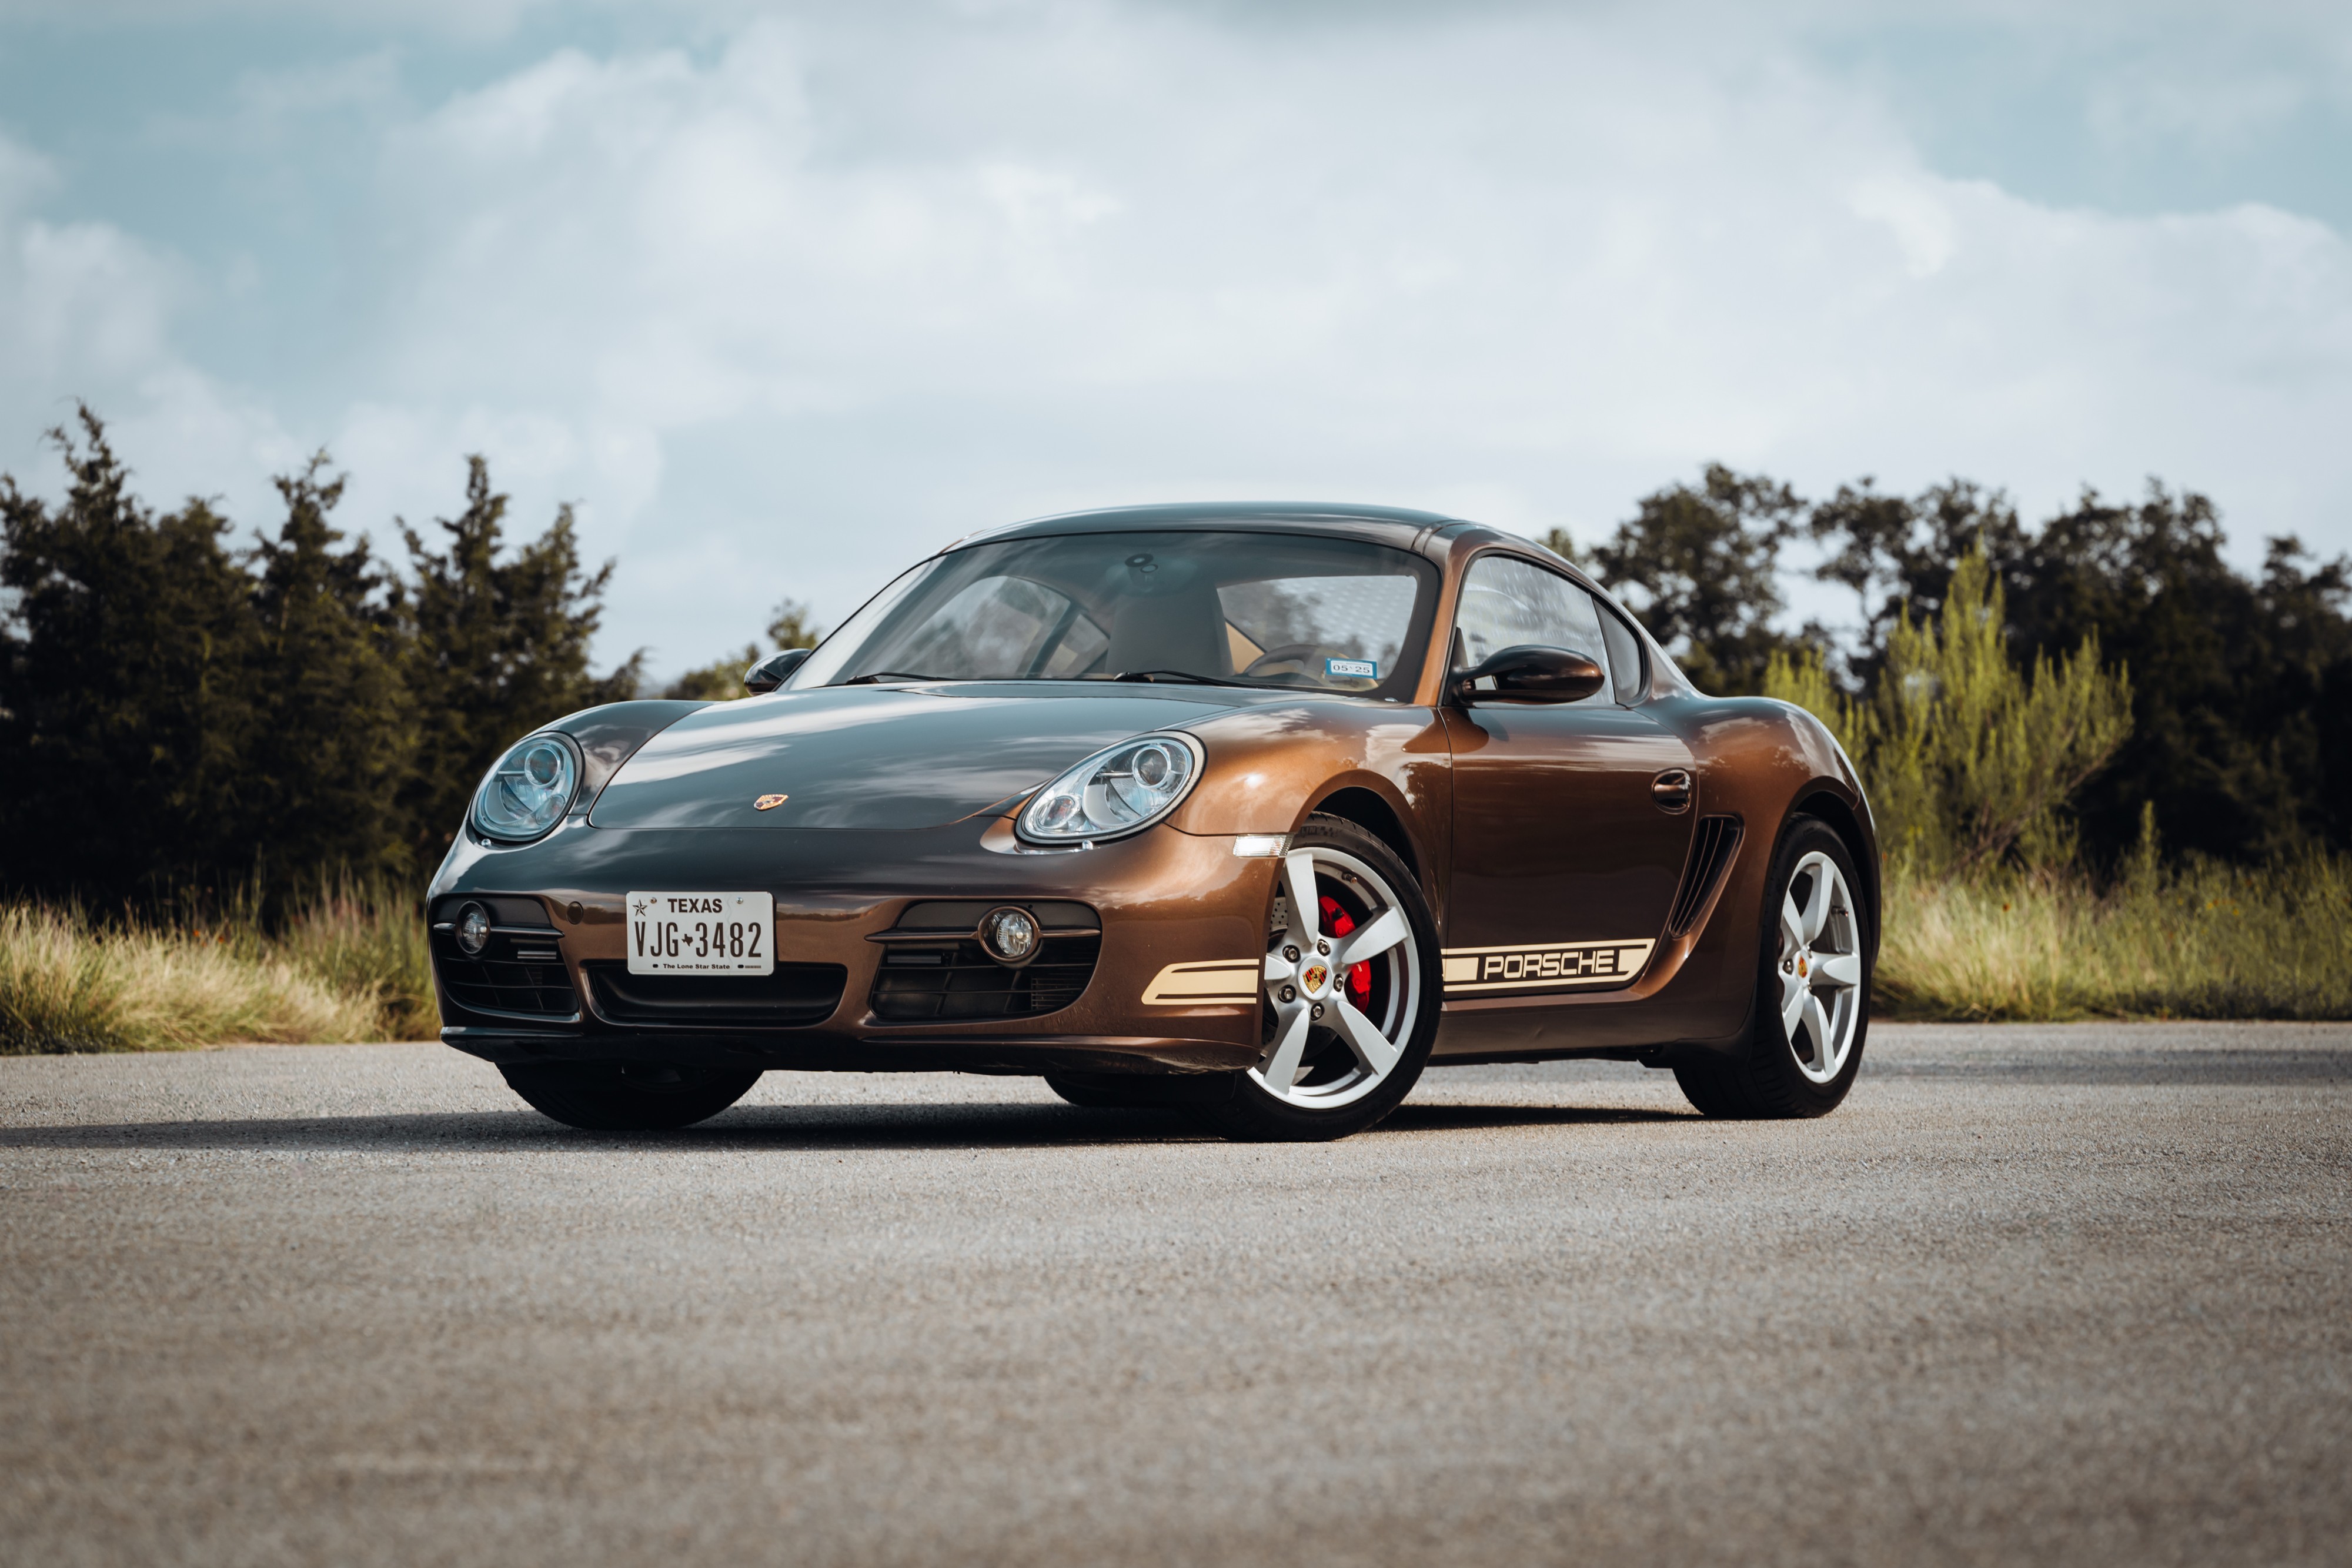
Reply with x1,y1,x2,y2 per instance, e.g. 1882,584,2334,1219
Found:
1142,959,1261,1006
1441,939,1655,993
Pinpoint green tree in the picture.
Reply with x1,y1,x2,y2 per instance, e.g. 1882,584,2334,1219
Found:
1808,477,2029,671
0,409,259,900
1536,527,1583,568
661,598,824,702
1812,476,2352,862
660,656,754,703
399,458,641,859
764,600,821,650
243,456,416,896
1766,549,2133,879
2009,486,2349,864
1588,464,1805,694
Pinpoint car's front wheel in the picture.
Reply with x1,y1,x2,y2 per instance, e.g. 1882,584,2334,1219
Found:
1673,814,1870,1118
1192,814,1440,1142
499,1062,763,1131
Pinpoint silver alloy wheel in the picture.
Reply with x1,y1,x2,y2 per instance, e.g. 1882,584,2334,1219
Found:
1778,850,1865,1084
1254,845,1422,1111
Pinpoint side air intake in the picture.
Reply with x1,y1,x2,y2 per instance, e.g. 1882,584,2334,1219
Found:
1666,815,1744,936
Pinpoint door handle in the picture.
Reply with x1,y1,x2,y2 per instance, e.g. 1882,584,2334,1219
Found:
1651,768,1693,813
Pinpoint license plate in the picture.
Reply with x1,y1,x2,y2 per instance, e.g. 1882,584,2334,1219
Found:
626,891,774,975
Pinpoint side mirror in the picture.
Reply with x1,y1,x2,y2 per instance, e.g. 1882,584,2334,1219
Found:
1452,644,1606,704
743,647,812,695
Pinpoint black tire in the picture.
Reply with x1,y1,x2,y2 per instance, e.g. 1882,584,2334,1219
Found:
1674,814,1871,1119
1191,814,1441,1143
499,1061,763,1131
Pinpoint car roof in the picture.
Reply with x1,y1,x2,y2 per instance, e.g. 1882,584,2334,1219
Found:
954,502,1462,553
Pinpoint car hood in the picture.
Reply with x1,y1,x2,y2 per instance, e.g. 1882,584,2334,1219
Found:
587,683,1246,831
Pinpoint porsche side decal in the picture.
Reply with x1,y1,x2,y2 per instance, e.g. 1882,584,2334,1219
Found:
1142,959,1261,1006
1439,940,1656,993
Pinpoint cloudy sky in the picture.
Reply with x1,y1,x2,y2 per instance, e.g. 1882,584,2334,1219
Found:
2,1,2347,680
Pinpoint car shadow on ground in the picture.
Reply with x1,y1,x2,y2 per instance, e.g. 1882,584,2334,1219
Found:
1380,1103,1693,1130
0,1098,1692,1154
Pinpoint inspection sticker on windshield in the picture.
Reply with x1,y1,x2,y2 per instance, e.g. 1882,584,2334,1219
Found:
626,891,774,975
1325,657,1378,680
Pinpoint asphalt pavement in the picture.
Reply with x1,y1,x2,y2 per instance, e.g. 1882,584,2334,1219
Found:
3,1022,2348,1568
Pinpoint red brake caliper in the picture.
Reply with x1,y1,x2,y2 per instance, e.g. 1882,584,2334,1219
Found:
1319,895,1372,1008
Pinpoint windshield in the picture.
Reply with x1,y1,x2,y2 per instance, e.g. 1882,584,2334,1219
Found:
789,530,1440,698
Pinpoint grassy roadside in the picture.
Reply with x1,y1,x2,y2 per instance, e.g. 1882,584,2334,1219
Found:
4,854,2347,1052
0,884,436,1054
1877,852,2352,1022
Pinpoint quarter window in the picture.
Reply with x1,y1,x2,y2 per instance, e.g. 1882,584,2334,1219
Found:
1597,606,1645,703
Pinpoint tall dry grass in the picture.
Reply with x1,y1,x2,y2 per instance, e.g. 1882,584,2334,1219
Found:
0,881,437,1054
1877,852,2352,1021
6,848,2345,1049
264,881,438,1040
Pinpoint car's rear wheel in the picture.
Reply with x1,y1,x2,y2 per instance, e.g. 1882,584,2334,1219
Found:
1191,814,1439,1142
499,1061,763,1131
1673,815,1870,1118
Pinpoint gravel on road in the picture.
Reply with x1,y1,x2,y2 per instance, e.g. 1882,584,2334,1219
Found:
2,1023,2348,1568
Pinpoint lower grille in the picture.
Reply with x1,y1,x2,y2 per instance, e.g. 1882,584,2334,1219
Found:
582,962,847,1028
435,950,580,1018
870,935,1101,1022
430,899,578,1019
1667,815,1745,935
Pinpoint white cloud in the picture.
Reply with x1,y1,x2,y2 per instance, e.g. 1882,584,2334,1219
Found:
0,131,303,517
1848,176,1959,278
0,0,554,41
4,5,2350,678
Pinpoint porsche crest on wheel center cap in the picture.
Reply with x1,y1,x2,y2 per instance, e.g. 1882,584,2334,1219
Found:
1301,962,1330,996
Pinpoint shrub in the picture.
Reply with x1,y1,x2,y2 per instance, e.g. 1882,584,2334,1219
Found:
1766,547,2133,878
0,880,436,1054
1878,846,2352,1021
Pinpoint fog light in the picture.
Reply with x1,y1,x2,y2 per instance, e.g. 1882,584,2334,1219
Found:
456,902,491,955
978,905,1041,966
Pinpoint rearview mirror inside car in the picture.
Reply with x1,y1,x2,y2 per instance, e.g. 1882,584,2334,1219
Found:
743,647,812,694
1451,644,1606,704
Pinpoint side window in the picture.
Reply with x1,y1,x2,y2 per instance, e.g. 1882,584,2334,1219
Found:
1452,554,1613,703
1597,606,1645,703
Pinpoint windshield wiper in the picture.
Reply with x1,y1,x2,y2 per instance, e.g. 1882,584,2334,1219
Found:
843,671,946,685
1112,669,1246,686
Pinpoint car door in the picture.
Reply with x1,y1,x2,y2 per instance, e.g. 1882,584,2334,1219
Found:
1439,553,1697,998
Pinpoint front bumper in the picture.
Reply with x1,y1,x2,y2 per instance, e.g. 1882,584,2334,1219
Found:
429,811,1277,1075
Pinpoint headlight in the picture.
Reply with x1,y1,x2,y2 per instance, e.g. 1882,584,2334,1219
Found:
470,733,580,842
1017,733,1203,844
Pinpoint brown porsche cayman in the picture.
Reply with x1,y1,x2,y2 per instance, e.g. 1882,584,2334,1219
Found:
430,504,1876,1140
